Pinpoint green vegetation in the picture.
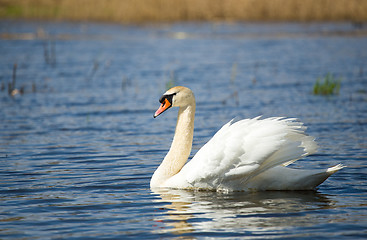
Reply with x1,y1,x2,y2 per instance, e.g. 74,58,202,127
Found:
313,73,341,95
165,71,177,90
0,0,366,23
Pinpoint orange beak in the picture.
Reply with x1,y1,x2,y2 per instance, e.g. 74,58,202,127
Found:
154,98,172,118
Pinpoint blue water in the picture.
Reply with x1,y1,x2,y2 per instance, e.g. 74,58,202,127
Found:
0,20,366,239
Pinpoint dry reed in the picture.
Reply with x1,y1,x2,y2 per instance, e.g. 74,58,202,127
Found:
0,0,366,23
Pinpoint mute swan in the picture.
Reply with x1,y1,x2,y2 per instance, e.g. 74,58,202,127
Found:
151,86,343,191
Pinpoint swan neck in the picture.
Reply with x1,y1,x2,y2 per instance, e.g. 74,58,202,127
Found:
171,104,195,155
151,102,195,188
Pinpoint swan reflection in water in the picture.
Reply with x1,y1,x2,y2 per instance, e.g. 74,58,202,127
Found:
151,188,335,236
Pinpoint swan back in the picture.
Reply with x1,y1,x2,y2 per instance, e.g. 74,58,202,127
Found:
165,117,318,191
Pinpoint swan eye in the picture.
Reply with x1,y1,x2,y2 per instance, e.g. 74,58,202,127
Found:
159,93,176,104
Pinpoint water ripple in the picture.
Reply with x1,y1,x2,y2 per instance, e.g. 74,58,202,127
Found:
0,20,366,239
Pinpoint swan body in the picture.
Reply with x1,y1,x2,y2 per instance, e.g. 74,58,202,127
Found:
151,86,343,191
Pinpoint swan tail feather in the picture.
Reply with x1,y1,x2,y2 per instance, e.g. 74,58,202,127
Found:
327,164,345,174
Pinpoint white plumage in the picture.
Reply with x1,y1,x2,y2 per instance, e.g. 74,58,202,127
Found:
151,86,343,191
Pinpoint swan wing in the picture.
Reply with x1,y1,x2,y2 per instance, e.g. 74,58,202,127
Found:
165,117,318,191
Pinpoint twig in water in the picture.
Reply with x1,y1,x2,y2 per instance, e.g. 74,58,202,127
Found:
165,70,177,90
122,76,132,91
86,59,100,81
8,63,19,96
43,38,57,67
50,40,56,67
230,62,237,85
43,41,49,65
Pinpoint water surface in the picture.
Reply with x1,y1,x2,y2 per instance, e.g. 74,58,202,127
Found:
0,20,366,239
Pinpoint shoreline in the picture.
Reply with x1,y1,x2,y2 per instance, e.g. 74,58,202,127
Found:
1,0,366,23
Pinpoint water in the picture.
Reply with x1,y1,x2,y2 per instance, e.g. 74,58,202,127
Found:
0,20,366,239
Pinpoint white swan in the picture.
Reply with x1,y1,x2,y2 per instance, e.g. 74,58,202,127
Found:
151,86,343,191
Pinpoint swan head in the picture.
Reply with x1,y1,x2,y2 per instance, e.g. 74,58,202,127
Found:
154,86,195,118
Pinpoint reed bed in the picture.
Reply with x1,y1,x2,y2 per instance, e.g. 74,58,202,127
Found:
0,0,366,23
313,73,341,95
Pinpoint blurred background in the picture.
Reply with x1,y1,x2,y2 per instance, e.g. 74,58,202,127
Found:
0,1,366,239
0,0,367,22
